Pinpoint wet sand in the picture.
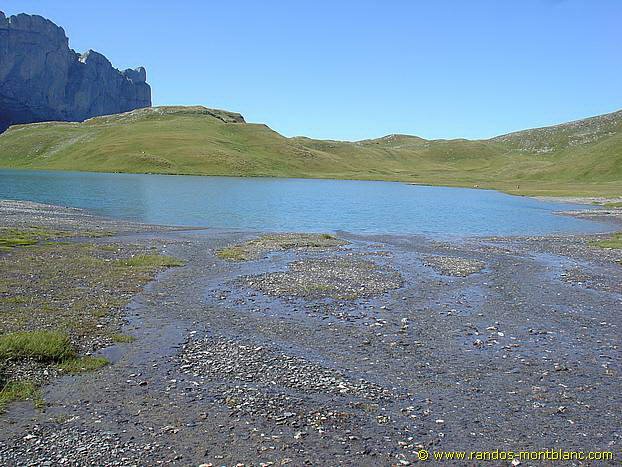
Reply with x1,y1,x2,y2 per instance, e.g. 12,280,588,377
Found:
1,200,621,465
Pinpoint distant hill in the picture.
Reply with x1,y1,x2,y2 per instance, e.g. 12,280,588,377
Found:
0,106,620,197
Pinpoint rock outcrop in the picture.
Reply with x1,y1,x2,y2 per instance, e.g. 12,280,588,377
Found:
0,11,151,131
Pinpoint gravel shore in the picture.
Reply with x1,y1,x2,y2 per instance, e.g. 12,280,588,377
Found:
1,200,621,465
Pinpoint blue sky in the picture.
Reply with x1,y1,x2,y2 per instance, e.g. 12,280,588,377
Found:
3,1,621,141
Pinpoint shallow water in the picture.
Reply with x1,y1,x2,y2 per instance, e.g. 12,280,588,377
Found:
0,169,611,236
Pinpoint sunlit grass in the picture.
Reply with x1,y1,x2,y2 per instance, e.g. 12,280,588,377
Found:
58,356,109,374
217,233,345,261
118,254,184,268
591,233,622,250
0,229,39,251
217,246,248,261
0,380,43,413
0,331,75,362
110,333,135,343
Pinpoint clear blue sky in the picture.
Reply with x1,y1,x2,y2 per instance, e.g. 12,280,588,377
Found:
4,0,621,141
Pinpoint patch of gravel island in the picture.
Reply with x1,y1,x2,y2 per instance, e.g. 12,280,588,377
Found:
0,199,183,234
423,255,486,277
244,256,403,299
561,264,622,294
217,233,347,261
179,336,393,432
180,336,390,400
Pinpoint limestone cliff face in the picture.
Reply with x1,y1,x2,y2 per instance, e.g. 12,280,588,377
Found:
0,11,151,131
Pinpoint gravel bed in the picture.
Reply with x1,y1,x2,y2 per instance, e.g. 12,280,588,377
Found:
423,255,486,277
562,207,622,220
0,199,181,233
180,336,391,400
533,196,622,224
178,335,393,433
486,233,622,266
1,200,620,464
216,385,357,432
0,425,168,466
0,359,60,388
561,266,622,294
244,256,403,299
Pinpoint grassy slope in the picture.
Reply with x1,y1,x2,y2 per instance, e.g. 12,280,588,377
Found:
0,106,620,196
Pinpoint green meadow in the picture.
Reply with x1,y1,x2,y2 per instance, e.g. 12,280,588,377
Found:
0,106,620,197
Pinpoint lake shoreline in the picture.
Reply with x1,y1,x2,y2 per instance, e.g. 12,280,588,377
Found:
1,164,620,199
1,201,621,464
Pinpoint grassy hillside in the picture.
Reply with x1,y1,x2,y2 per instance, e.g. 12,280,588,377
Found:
0,106,620,197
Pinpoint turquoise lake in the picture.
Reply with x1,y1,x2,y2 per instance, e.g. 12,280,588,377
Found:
0,169,612,237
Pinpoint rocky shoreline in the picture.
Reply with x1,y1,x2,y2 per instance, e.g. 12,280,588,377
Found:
0,200,621,465
536,195,622,224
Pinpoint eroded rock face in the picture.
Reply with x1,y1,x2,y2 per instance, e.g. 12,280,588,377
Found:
0,11,151,131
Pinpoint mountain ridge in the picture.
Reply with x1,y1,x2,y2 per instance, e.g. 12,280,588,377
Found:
0,105,620,197
0,11,151,132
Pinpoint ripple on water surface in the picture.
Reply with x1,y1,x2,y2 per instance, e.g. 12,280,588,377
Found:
0,169,613,237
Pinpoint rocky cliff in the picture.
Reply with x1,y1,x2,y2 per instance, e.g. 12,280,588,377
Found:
0,11,151,131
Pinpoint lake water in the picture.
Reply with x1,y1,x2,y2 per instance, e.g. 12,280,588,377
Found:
0,169,612,237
